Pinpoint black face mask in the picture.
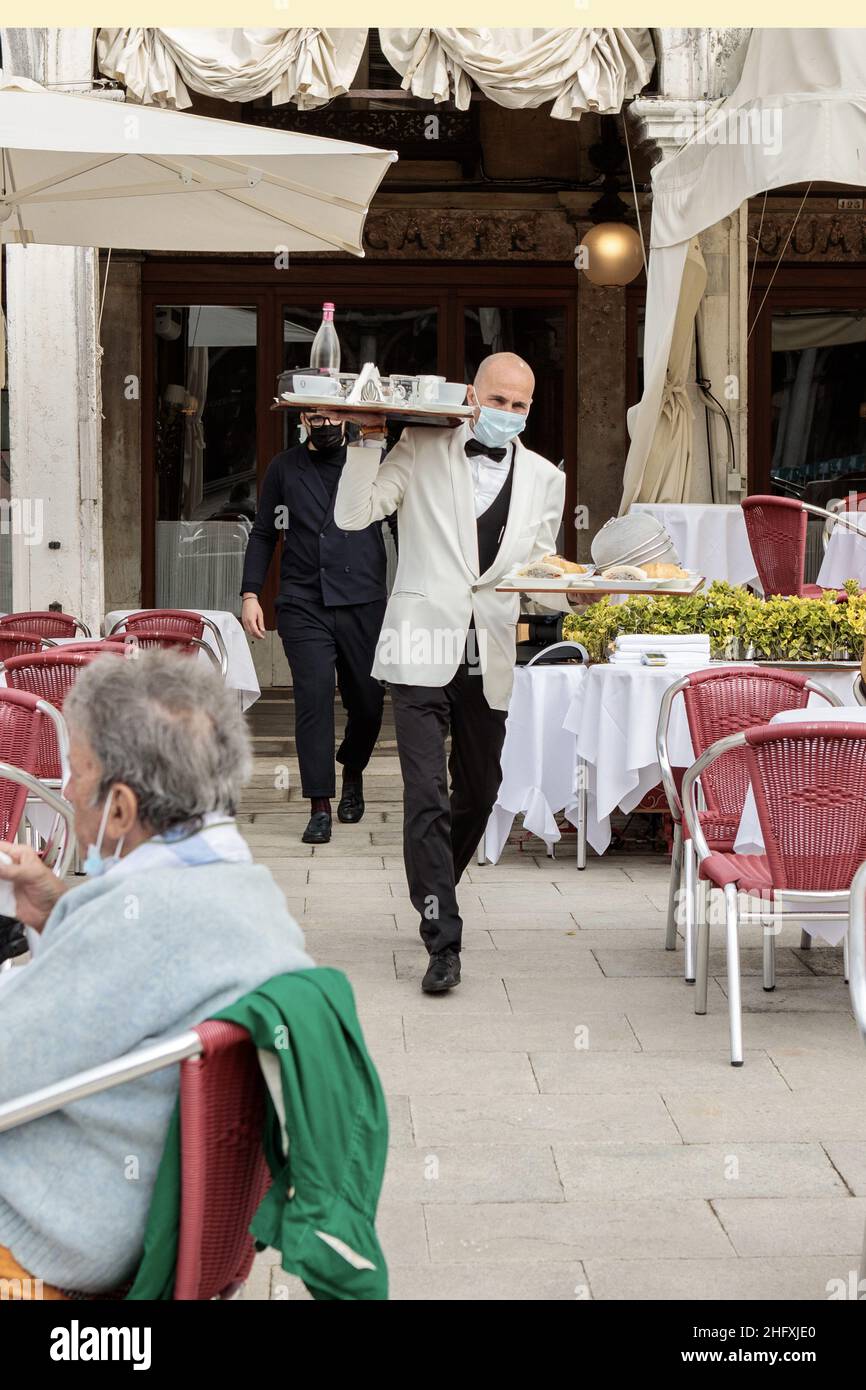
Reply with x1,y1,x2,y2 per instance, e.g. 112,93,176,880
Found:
308,424,344,453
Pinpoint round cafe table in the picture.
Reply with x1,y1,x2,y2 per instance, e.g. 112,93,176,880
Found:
562,661,859,857
629,502,758,587
483,663,588,864
816,512,866,589
104,608,260,710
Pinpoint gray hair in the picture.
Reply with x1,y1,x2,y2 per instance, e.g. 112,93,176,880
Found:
64,650,252,833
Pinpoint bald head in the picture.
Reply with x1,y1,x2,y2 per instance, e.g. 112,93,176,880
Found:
469,352,534,418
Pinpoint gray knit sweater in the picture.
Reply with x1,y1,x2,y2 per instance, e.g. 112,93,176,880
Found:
0,861,313,1292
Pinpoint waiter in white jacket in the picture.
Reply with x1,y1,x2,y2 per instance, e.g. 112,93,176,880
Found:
335,353,576,994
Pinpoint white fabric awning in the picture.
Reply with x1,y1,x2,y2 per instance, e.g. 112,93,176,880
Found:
97,28,368,111
96,27,655,121
620,28,866,512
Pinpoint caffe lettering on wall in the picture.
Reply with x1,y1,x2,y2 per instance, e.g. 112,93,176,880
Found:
750,212,866,261
362,210,574,260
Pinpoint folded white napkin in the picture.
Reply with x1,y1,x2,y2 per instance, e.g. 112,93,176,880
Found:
616,633,710,649
346,362,386,405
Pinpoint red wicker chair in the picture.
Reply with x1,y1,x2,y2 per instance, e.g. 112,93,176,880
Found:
0,1020,270,1299
849,862,866,1291
110,611,228,676
741,495,838,597
657,667,840,980
0,611,90,639
116,627,221,673
2,649,122,782
0,688,75,874
683,722,866,1065
0,630,57,664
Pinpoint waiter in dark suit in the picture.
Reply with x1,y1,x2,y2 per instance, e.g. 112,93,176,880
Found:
241,410,387,845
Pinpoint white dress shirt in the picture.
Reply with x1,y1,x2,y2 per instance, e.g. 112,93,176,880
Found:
468,441,513,517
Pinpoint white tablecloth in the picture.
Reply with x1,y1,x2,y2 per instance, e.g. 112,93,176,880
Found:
104,609,260,710
484,664,587,863
563,662,859,855
816,512,866,588
630,502,758,587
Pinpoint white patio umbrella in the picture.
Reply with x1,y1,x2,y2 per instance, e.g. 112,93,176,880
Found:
0,70,396,454
0,74,395,254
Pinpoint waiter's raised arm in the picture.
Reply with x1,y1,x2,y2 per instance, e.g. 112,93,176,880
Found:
335,429,416,530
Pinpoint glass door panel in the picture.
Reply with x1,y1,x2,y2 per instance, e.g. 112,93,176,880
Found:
281,303,439,449
770,308,866,494
152,304,258,613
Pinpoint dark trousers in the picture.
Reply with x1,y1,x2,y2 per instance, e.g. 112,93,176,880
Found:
390,659,508,955
278,595,386,799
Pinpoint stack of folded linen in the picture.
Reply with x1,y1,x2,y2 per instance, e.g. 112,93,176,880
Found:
609,634,712,668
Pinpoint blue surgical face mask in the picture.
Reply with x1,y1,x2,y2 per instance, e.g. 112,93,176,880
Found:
472,405,527,449
83,791,125,878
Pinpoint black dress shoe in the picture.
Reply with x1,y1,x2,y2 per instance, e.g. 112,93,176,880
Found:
337,778,365,824
421,950,461,994
302,811,332,844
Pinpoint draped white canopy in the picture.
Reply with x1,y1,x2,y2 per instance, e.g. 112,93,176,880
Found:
620,28,866,511
96,27,655,120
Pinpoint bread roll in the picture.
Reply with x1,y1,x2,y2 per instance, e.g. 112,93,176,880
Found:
543,554,589,575
642,561,688,579
601,565,647,581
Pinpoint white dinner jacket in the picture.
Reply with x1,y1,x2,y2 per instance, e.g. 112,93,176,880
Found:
334,422,569,710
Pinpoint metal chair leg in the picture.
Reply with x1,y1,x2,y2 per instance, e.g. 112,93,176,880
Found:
575,759,587,871
476,838,485,866
683,837,697,982
843,931,849,984
694,903,710,1016
762,911,776,992
665,821,682,951
725,883,744,1066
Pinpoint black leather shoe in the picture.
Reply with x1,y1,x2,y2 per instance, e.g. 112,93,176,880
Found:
302,811,332,844
337,778,365,824
421,950,461,994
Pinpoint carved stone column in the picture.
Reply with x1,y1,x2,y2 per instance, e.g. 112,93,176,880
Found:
1,29,109,628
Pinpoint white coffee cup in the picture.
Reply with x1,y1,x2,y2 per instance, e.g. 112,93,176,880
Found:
294,375,340,398
416,375,440,403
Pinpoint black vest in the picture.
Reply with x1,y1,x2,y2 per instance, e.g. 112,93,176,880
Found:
476,455,515,575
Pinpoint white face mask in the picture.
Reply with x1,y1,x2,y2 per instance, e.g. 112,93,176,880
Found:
83,791,125,878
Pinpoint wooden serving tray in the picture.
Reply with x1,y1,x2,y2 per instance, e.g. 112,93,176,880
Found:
273,394,474,429
496,575,705,597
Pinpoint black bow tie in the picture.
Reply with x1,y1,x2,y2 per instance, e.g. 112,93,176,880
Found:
465,438,508,462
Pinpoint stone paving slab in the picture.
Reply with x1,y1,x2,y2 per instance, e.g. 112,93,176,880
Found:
529,1050,788,1095
381,1142,563,1204
663,1090,866,1144
584,1256,860,1301
238,695,866,1301
551,1141,845,1201
410,1092,682,1147
424,1199,734,1263
713,1197,866,1257
402,1011,641,1055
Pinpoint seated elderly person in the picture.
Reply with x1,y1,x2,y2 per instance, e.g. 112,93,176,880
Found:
0,650,313,1298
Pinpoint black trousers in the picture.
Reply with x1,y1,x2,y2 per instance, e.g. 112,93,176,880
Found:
390,659,508,955
278,595,386,799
